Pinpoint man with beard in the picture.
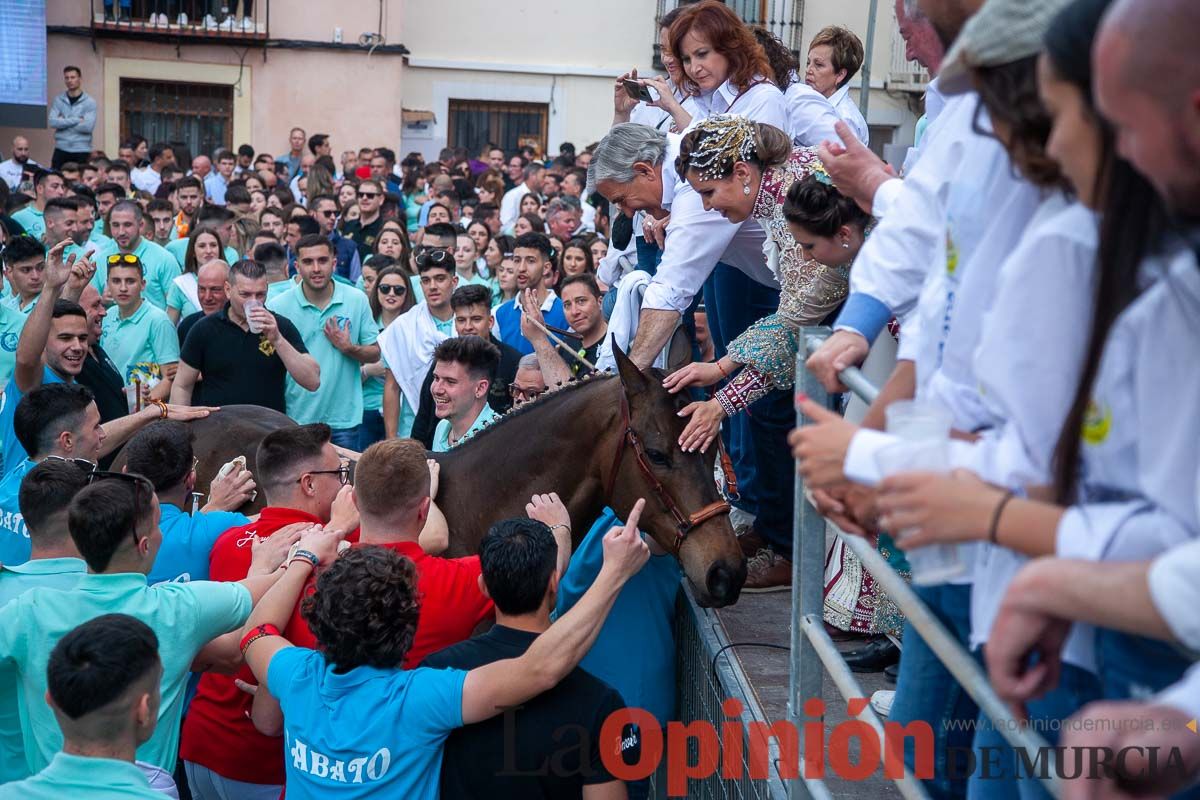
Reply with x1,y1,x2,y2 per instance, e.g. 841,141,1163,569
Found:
0,136,39,191
91,200,179,310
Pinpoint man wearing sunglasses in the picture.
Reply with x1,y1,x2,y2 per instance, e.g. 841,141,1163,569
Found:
309,194,361,282
341,178,385,260
378,236,460,439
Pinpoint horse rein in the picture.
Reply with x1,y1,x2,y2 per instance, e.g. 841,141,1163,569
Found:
604,392,731,554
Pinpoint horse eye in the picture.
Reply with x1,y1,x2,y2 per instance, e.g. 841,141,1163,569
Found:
645,449,671,467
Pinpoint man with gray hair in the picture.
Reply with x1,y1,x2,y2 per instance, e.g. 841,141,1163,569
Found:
545,197,582,241
500,162,546,229
589,121,793,592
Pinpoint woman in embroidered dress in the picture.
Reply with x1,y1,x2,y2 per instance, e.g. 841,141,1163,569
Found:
662,114,870,453
662,114,904,638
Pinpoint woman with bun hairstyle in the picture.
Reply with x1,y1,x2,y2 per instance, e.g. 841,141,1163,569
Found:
663,114,869,453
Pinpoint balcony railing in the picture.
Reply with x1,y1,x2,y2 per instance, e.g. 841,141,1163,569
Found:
90,0,268,40
886,14,929,92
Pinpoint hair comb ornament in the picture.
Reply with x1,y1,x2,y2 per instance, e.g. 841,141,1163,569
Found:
809,160,836,189
687,114,759,181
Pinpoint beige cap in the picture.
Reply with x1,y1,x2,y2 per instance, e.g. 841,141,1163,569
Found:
940,0,1076,94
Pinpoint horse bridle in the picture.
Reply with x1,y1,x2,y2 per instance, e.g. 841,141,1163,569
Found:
604,391,731,554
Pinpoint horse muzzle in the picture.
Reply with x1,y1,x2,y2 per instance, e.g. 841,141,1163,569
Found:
700,557,747,608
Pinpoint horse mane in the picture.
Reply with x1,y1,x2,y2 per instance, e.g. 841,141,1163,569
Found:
463,371,619,445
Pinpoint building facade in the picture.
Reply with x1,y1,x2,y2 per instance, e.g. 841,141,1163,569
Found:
5,0,927,166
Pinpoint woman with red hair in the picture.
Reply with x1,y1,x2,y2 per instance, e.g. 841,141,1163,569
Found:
667,0,787,129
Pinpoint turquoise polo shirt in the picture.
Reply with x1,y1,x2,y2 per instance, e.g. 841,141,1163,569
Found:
166,281,200,318
0,572,251,773
0,293,37,317
267,278,296,301
267,282,379,430
0,459,37,567
10,207,44,241
99,299,180,384
0,752,166,799
91,237,181,310
0,367,65,476
0,558,85,784
432,401,498,452
0,304,25,386
165,238,239,272
148,503,249,585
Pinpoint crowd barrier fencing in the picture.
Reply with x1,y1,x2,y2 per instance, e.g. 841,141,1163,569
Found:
786,327,1061,800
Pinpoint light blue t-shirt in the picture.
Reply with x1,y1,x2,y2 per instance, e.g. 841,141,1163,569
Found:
91,237,181,310
0,368,65,477
0,459,36,567
10,207,44,241
0,558,85,784
0,293,37,317
0,304,25,387
555,507,682,726
99,299,180,384
148,503,249,585
0,752,166,800
432,402,498,453
267,646,466,799
267,282,380,430
0,573,251,773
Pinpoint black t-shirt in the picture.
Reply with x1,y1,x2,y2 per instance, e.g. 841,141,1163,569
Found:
178,304,307,413
422,625,636,800
341,216,384,260
177,310,205,346
555,335,599,378
77,344,127,423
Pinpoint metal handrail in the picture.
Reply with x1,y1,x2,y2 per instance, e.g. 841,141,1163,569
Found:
788,326,1061,800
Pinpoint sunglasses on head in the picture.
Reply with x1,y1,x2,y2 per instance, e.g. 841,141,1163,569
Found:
415,249,453,268
86,470,156,548
377,283,407,296
43,455,97,473
107,253,141,266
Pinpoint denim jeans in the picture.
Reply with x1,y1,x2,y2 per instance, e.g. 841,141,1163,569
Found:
889,584,978,800
1096,628,1196,701
702,263,793,558
965,662,1101,800
328,426,360,451
358,410,385,451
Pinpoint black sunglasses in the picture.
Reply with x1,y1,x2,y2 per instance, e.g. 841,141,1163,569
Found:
358,191,380,199
377,283,407,296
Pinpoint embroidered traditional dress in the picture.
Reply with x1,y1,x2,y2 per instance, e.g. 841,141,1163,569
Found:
712,147,851,417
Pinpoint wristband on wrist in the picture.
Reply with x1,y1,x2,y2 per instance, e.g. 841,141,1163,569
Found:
548,523,571,535
239,623,282,654
288,548,319,568
714,359,728,378
988,491,1016,545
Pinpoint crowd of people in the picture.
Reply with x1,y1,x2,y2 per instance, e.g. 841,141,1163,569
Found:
0,0,1197,797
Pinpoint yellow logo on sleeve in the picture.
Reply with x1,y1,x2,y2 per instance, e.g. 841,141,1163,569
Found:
1081,400,1112,445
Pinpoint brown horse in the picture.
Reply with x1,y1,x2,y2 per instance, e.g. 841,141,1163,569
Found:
145,350,746,607
432,347,746,607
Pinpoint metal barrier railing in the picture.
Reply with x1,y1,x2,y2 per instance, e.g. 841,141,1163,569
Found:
787,326,1061,800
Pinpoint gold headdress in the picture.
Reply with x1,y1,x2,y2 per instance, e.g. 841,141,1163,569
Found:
686,114,759,181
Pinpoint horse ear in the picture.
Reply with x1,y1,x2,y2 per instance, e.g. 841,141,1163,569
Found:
613,340,650,394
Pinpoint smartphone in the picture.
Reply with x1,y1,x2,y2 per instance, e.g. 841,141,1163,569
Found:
622,79,654,103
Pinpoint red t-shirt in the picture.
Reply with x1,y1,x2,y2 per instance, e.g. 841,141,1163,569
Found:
283,539,495,668
180,507,352,785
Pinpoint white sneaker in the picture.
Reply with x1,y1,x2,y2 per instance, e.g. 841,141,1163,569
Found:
156,13,168,26
240,16,253,31
203,13,218,28
218,15,234,30
176,12,188,24
870,690,894,718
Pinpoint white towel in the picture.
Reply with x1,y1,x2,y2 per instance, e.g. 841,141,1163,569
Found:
377,304,449,411
172,273,200,314
596,270,677,373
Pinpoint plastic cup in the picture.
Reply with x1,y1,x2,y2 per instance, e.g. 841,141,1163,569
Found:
243,299,264,333
875,439,965,585
885,399,953,441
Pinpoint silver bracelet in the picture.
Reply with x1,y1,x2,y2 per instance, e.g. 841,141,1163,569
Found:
548,523,571,535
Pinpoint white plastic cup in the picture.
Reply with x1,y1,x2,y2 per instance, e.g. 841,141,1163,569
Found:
874,437,966,585
244,299,264,333
885,399,953,441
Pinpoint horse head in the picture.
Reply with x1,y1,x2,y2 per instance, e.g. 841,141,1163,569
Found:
608,345,746,607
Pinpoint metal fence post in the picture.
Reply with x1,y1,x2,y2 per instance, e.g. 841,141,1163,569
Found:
788,328,831,799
